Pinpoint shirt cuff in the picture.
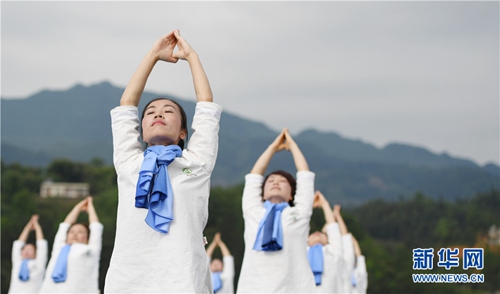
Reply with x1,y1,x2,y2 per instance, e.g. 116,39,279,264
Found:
110,105,139,124
297,170,315,182
245,173,264,184
195,102,223,120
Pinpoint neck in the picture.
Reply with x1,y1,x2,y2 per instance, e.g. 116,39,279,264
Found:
266,196,287,204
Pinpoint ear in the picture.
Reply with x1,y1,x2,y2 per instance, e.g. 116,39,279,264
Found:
179,129,187,140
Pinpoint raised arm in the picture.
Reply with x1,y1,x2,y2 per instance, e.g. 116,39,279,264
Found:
206,232,220,258
352,235,362,257
32,215,44,240
218,235,232,257
86,197,100,224
284,129,309,171
120,31,179,106
18,216,34,242
64,198,89,225
172,30,212,103
333,205,349,235
313,191,335,224
250,129,287,175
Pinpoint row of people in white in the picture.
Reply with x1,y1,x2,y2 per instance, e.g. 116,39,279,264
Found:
308,191,368,293
236,128,368,293
206,201,368,294
10,29,368,294
9,198,103,294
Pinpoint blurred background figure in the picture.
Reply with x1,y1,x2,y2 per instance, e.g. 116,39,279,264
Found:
308,191,344,293
333,204,355,293
352,235,368,294
39,196,103,293
206,232,235,294
8,215,47,293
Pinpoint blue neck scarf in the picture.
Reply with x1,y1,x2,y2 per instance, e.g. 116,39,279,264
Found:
136,145,182,233
253,200,289,251
308,244,324,285
211,271,222,293
52,244,71,283
18,259,31,281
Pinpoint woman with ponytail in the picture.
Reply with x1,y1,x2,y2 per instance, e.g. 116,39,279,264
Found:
237,128,316,293
104,29,222,293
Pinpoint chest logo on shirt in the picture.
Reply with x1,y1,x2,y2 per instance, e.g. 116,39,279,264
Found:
180,168,197,177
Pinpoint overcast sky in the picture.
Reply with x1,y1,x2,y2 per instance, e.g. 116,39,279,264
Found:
2,1,498,166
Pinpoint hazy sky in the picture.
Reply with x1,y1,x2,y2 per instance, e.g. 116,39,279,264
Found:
2,1,498,166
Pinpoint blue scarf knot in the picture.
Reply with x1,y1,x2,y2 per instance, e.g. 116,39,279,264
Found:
253,200,289,251
308,244,324,285
19,259,31,281
211,271,222,293
52,244,71,283
135,145,182,233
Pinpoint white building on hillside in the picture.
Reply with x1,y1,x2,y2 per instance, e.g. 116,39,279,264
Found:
40,180,89,198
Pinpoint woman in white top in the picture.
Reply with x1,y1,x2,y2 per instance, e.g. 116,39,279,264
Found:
39,197,103,293
104,30,222,293
9,215,47,294
237,129,316,293
206,232,235,294
308,191,345,293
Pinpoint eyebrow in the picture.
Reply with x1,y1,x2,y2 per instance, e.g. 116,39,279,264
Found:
145,104,177,111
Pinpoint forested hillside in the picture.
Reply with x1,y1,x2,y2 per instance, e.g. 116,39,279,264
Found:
1,159,499,293
2,82,499,205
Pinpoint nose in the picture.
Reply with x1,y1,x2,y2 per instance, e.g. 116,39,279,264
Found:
154,113,163,118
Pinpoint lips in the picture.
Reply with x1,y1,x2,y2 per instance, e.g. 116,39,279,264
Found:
152,120,166,126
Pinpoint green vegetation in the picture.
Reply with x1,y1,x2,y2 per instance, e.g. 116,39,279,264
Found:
1,159,498,293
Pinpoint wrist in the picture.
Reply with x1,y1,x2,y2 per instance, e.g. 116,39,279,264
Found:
185,51,199,63
147,50,161,62
265,145,277,153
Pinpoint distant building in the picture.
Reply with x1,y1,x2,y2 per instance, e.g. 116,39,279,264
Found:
40,180,90,198
488,225,500,246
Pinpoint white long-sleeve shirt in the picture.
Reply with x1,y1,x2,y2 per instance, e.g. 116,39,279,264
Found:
340,233,355,294
8,239,47,293
39,222,103,293
237,171,317,293
352,255,368,294
211,255,235,294
105,102,222,293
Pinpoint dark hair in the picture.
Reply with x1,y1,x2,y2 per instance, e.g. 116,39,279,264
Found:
21,243,37,251
140,98,188,149
67,223,90,242
261,170,296,207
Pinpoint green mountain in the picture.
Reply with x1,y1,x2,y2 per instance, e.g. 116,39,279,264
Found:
2,81,498,205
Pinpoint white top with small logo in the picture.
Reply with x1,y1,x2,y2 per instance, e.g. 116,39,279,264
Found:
105,102,222,293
